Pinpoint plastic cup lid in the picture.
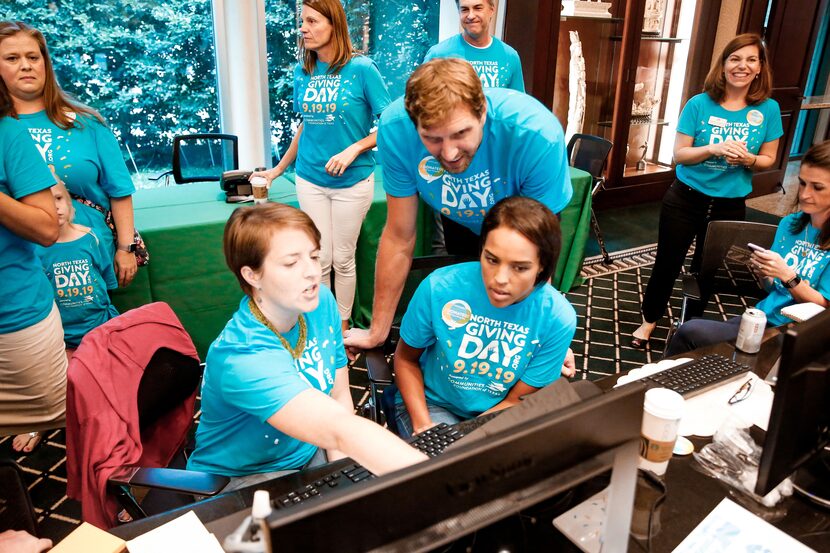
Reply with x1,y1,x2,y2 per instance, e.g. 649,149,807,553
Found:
644,388,685,420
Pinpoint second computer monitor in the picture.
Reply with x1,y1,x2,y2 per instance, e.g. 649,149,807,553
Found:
755,309,830,499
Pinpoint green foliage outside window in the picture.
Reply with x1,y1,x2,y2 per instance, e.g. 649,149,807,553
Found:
8,0,438,183
264,0,439,163
8,0,219,186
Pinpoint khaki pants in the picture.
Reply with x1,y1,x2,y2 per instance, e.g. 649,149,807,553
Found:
0,303,67,435
296,174,374,321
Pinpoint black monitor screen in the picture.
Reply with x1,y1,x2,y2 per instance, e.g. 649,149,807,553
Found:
755,309,830,497
265,383,646,553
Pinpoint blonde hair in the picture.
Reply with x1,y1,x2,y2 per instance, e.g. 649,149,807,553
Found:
50,179,76,225
405,58,486,129
224,203,321,297
300,0,354,75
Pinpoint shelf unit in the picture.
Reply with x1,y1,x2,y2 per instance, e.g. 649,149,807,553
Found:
544,0,717,207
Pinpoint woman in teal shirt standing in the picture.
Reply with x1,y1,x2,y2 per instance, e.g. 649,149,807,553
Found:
632,34,783,348
0,21,137,288
253,0,391,334
0,114,65,453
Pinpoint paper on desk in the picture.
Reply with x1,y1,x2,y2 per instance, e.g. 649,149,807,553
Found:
615,362,774,437
672,498,817,552
126,510,224,553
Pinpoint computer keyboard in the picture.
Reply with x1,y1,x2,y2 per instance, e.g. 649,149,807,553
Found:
272,417,493,509
273,462,374,508
409,422,466,457
643,354,750,398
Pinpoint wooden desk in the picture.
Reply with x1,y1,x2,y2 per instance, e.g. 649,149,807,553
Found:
600,334,830,551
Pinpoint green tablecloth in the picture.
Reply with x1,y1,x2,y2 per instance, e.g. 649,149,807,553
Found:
112,167,591,358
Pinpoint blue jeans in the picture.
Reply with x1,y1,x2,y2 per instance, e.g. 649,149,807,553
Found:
664,316,741,357
395,401,463,437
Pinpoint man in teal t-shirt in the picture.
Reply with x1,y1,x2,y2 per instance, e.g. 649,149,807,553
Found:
343,58,572,354
424,0,524,92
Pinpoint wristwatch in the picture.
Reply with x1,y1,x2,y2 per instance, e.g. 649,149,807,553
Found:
783,274,802,289
117,243,137,253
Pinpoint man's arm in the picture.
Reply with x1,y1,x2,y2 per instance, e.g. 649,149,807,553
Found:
344,194,420,350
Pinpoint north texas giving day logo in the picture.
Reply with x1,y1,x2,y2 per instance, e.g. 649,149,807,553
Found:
441,300,534,395
418,156,495,213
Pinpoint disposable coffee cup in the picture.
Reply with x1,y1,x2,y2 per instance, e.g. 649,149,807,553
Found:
251,176,268,204
638,388,684,476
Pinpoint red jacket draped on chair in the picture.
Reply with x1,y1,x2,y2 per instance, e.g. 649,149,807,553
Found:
66,302,200,529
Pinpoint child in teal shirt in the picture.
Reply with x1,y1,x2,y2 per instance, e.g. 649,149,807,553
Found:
36,181,118,352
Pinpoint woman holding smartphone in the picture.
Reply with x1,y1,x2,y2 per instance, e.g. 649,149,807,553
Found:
665,140,830,356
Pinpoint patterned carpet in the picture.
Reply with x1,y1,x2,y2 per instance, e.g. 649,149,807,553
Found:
1,245,754,543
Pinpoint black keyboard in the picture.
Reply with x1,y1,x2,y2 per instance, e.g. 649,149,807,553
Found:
643,354,750,398
408,422,466,457
273,462,374,508
271,415,500,509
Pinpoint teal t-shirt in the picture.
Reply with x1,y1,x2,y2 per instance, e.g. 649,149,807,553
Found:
675,93,783,198
17,110,136,252
755,213,830,327
396,262,576,419
293,55,391,188
36,230,118,348
188,289,348,477
378,88,572,234
0,117,56,334
424,35,525,92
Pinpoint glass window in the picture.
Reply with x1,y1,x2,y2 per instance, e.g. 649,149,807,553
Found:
263,0,440,164
7,1,220,188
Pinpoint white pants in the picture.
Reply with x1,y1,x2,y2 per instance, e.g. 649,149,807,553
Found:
0,303,67,436
295,174,374,321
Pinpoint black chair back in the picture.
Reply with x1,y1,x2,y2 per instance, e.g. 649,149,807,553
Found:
172,133,239,184
566,133,613,180
137,347,203,434
0,458,38,535
698,220,778,301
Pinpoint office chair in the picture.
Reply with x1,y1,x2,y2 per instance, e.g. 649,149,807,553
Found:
363,255,472,428
66,302,229,528
0,458,38,536
151,133,239,185
566,134,613,264
664,220,778,350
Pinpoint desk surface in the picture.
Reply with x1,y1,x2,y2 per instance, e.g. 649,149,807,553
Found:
610,335,830,551
111,333,829,550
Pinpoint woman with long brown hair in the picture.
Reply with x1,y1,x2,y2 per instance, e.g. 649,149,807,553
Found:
253,0,391,334
632,33,783,348
0,20,137,289
666,140,830,355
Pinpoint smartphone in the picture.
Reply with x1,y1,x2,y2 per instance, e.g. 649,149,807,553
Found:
747,242,765,252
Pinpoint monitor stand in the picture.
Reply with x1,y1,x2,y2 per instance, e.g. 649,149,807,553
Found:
792,448,830,508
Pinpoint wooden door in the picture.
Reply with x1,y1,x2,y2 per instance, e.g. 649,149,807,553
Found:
740,0,830,196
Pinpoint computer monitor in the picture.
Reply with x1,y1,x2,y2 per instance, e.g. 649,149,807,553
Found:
264,382,646,553
755,308,830,503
